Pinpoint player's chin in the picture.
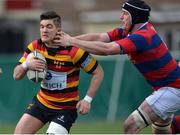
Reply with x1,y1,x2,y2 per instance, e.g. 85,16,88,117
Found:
41,38,51,43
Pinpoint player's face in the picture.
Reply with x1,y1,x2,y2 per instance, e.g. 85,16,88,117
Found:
40,20,59,43
120,10,132,31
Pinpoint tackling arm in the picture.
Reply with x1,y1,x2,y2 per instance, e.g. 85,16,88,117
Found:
75,33,110,42
60,33,121,55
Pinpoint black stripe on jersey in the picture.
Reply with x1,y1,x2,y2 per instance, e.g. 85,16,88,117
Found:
38,39,43,44
87,61,98,74
41,87,78,93
67,70,80,78
50,100,78,106
17,62,22,65
25,48,32,54
46,58,74,67
75,52,89,67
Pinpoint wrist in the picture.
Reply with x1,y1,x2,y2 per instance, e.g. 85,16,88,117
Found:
22,61,28,70
83,95,93,103
69,37,76,46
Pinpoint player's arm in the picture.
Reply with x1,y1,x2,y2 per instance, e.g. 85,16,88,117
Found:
13,58,46,80
60,33,121,55
85,64,104,99
77,64,104,115
75,33,110,42
13,64,28,80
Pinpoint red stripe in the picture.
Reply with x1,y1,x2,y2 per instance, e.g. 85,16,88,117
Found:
38,93,56,106
117,38,137,54
153,86,161,91
108,28,119,41
134,29,152,45
38,92,77,109
144,59,177,81
48,65,74,72
69,47,79,58
32,40,47,52
24,52,29,58
57,50,69,55
167,78,180,88
40,90,79,99
67,76,79,83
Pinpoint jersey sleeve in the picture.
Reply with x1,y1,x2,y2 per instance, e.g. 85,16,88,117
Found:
115,33,149,54
107,27,128,41
73,48,98,74
18,40,37,64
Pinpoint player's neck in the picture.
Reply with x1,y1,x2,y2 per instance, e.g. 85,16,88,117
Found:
45,42,59,48
131,22,148,33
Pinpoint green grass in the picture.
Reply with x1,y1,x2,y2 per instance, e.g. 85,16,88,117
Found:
0,120,152,134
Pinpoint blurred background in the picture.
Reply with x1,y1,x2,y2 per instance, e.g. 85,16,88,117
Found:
0,0,180,133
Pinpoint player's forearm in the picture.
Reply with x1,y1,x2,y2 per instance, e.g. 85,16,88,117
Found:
13,64,26,80
86,65,104,98
75,33,110,42
75,33,102,41
71,38,110,55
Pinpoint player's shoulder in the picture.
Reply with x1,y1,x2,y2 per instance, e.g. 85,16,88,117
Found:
28,39,44,49
32,39,43,46
69,46,87,56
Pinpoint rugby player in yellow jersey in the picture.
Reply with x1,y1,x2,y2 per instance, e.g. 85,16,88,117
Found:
13,11,104,134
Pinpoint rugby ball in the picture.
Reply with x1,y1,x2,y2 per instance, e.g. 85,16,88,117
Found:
26,51,47,83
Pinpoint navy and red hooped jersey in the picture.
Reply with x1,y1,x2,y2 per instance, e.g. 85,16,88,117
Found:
107,23,180,90
18,39,98,110
171,116,180,134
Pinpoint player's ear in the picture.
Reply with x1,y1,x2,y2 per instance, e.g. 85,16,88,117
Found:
56,28,61,35
57,27,61,32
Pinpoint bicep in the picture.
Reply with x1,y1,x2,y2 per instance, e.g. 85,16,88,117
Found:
91,63,103,75
100,33,111,42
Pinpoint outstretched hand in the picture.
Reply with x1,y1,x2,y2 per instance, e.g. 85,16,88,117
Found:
53,31,73,47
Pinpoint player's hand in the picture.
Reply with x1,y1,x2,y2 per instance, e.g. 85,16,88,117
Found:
53,32,73,47
26,57,46,72
76,99,91,115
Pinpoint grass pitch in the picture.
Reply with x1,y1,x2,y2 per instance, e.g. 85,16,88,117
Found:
0,120,151,134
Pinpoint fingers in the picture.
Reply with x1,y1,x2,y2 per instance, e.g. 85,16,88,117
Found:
52,31,72,47
34,61,46,72
76,100,90,115
27,58,46,71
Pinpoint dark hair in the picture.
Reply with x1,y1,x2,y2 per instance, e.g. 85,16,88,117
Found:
122,0,151,24
40,11,61,28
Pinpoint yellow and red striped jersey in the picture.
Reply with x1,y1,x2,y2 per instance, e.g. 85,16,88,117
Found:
19,39,98,110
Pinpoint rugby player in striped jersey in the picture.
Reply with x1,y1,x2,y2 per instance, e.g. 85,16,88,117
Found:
13,11,104,134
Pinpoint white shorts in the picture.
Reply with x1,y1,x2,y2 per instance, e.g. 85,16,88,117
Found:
146,87,180,120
